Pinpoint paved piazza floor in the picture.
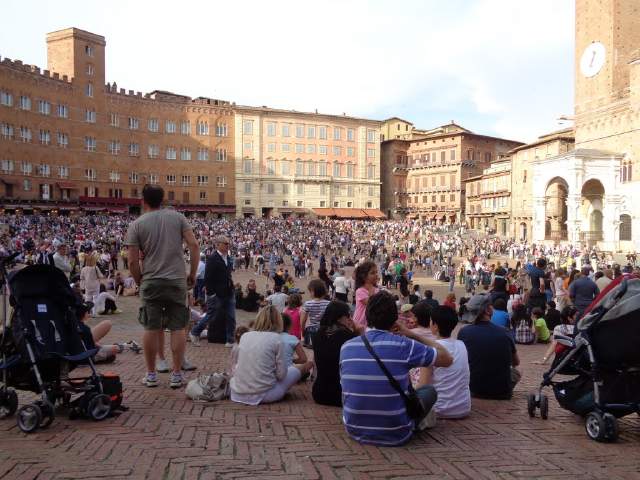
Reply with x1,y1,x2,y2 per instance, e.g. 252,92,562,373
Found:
2,262,640,479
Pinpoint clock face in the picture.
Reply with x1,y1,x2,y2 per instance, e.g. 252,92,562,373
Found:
580,42,606,78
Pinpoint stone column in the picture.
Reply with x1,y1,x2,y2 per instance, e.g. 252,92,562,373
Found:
532,196,546,242
566,194,581,246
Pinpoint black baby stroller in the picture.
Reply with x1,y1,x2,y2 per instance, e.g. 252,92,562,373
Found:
527,273,640,442
0,258,117,433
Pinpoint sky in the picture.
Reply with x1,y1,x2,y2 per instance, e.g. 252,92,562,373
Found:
0,0,575,143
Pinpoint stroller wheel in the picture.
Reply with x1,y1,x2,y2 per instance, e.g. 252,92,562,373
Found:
603,413,619,442
17,404,42,433
539,394,549,420
0,388,19,419
34,400,55,429
86,393,111,421
526,393,536,418
585,411,607,442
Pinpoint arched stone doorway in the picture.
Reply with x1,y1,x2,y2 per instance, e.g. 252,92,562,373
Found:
544,177,568,241
580,179,604,246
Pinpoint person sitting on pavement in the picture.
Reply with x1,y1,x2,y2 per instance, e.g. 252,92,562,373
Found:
419,289,439,311
532,307,551,343
267,284,288,313
544,300,562,332
420,306,471,419
230,305,305,405
490,298,510,329
512,303,536,345
242,278,261,312
300,279,331,347
569,266,600,319
77,301,122,363
312,300,360,407
339,291,453,446
535,305,578,366
458,293,521,400
280,313,313,379
95,283,121,315
283,293,303,340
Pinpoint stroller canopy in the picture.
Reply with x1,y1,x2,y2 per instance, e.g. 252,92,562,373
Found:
9,264,77,307
577,274,640,368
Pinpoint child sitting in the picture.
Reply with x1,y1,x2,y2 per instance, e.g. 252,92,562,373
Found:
283,293,303,339
512,304,536,344
280,313,313,380
490,298,510,328
77,301,122,363
420,306,471,419
532,307,551,343
229,326,250,376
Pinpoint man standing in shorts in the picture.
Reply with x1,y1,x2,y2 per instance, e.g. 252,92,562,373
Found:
126,185,200,388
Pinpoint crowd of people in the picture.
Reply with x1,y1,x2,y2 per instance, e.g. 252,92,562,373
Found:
2,184,639,447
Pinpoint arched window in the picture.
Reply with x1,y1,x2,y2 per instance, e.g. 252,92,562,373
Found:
620,214,632,241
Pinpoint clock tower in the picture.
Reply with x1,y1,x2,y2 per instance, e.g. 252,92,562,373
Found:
574,0,640,145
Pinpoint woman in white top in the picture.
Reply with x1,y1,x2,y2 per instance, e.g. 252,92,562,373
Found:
80,255,104,316
230,305,302,405
421,306,471,419
554,268,570,311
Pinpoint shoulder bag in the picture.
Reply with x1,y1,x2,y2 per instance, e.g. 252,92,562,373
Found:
360,334,425,420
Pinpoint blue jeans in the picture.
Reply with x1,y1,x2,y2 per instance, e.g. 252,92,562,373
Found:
194,278,205,302
415,384,438,420
191,294,236,343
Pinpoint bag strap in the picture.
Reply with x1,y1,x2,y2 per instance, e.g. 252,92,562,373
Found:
360,333,414,403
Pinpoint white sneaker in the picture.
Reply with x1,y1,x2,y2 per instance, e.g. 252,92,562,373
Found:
189,333,200,346
417,409,437,431
141,372,158,387
224,342,234,348
182,358,197,371
169,372,184,389
157,359,170,373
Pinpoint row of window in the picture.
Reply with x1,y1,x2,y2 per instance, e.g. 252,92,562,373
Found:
241,158,377,179
407,194,458,204
482,196,510,210
410,174,457,189
242,182,378,197
245,120,376,143
106,141,227,161
0,160,228,186
242,198,375,209
0,90,230,136
408,149,492,166
257,142,375,158
18,183,224,205
110,115,228,136
0,124,228,161
0,93,70,117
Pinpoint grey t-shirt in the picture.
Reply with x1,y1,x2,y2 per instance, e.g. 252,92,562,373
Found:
124,209,191,281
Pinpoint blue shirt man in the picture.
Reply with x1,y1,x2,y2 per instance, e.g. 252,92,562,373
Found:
339,291,452,446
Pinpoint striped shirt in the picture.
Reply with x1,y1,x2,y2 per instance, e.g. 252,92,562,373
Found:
339,329,437,446
302,299,330,327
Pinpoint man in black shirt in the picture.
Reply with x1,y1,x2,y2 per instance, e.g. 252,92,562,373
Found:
458,294,521,400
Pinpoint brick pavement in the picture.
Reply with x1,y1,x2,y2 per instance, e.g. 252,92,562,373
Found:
2,268,640,479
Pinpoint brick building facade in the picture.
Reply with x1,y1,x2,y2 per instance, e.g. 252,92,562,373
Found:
381,124,522,221
0,28,235,215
